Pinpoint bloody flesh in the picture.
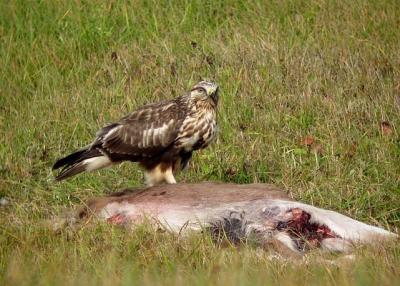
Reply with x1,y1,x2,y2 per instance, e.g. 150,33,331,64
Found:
277,208,339,250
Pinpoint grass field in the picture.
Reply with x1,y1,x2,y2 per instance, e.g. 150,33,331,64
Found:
1,0,399,285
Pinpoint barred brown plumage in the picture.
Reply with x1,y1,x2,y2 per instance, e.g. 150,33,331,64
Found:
53,81,219,186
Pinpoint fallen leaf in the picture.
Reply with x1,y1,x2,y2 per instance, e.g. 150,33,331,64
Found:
381,121,393,136
302,136,314,146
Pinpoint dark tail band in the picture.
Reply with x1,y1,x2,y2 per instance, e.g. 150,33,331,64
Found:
53,149,88,170
53,148,103,181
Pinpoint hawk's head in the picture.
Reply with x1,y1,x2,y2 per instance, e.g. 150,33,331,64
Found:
190,81,219,105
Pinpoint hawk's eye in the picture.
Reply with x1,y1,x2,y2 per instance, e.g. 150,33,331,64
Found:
192,87,207,94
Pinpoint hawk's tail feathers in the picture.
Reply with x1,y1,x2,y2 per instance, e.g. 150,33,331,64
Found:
54,162,88,181
53,149,112,181
53,149,88,170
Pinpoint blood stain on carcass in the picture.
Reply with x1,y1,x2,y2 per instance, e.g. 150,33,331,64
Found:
276,208,339,251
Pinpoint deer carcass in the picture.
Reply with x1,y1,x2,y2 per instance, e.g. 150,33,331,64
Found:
77,182,397,255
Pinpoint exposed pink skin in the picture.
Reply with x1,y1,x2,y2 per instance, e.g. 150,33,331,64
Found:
78,182,397,254
107,213,127,225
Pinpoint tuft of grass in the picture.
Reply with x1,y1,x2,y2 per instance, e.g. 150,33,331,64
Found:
0,0,399,284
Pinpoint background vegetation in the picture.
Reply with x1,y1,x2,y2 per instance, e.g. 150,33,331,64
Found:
1,0,399,285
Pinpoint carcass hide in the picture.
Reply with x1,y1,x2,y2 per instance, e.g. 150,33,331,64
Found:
76,182,397,255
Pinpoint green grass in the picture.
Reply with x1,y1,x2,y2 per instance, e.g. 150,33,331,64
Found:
1,0,399,284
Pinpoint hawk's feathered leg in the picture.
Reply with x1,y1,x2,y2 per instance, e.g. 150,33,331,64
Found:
144,163,176,187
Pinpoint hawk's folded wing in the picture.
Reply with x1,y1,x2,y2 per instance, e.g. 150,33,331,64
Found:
95,101,185,157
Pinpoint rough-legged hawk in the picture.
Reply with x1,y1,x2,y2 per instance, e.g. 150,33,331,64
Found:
53,81,219,186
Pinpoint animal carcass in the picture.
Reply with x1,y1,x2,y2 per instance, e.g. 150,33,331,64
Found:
77,182,397,255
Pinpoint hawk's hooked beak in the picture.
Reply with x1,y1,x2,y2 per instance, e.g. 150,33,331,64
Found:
210,86,219,105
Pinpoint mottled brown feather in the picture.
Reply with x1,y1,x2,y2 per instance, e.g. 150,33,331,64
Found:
96,98,187,159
